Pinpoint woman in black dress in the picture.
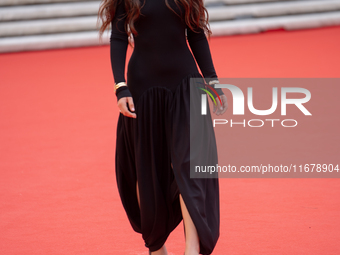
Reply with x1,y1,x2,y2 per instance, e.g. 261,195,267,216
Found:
98,0,228,254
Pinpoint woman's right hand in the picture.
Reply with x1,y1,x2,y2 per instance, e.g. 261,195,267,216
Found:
117,97,137,118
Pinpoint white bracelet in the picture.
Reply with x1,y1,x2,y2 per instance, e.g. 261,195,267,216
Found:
114,82,127,93
208,80,219,85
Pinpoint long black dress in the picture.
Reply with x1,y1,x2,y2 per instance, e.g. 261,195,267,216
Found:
110,0,222,254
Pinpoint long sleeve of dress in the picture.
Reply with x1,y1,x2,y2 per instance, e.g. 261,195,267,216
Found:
186,25,224,96
110,0,132,101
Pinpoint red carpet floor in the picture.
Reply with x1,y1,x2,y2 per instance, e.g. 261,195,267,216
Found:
1,26,340,255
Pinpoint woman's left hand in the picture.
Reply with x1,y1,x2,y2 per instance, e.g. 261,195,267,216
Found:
213,94,228,115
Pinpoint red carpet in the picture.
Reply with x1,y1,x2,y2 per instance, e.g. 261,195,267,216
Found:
0,26,339,255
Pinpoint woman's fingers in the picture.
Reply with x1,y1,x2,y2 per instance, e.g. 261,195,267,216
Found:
118,97,137,118
214,95,228,115
127,97,135,112
215,96,222,115
220,95,228,115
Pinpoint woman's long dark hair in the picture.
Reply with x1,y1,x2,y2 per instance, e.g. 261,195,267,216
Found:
97,0,212,44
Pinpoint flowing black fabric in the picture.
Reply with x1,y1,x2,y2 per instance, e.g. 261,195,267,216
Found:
111,0,221,254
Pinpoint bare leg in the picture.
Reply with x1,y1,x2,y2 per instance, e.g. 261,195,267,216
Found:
136,181,168,255
136,180,141,209
179,194,200,255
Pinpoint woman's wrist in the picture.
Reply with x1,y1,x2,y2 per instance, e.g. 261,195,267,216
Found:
114,81,132,102
116,86,132,102
205,78,224,96
114,81,127,91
